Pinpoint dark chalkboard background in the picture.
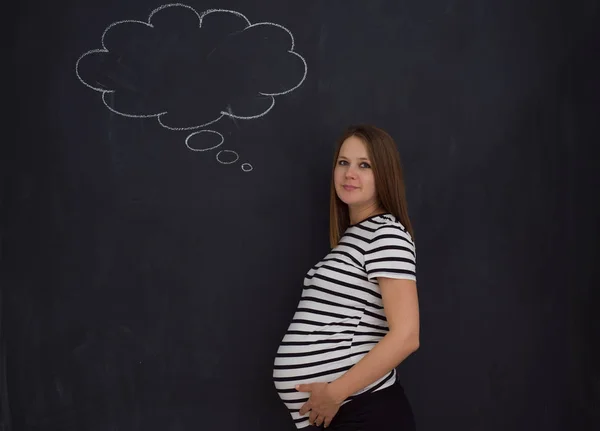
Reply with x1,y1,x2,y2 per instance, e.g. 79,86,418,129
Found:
3,0,599,430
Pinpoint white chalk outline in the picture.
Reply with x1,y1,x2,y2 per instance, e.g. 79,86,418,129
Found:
75,3,308,130
216,150,239,164
184,131,249,170
184,129,224,152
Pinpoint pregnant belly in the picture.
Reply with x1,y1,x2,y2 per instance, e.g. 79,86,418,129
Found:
272,332,356,428
273,337,354,385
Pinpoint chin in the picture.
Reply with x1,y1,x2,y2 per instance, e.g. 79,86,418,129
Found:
336,192,359,206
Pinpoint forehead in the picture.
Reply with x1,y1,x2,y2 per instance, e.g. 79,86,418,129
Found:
339,136,369,158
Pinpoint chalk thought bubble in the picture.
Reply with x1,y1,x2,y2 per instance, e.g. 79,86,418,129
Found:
75,3,307,171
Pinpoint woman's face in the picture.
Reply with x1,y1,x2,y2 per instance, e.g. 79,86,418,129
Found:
334,136,378,209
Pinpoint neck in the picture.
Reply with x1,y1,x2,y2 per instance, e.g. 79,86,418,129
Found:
349,203,384,225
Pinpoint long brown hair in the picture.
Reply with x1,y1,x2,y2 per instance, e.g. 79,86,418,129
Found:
329,124,414,248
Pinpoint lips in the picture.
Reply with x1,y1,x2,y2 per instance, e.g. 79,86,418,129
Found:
342,185,358,191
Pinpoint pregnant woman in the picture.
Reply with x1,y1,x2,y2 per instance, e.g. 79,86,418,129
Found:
273,124,421,430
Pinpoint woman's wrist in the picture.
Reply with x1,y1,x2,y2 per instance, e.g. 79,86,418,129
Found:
327,379,349,405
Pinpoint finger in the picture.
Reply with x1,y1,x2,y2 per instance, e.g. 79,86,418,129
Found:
296,384,311,392
299,401,311,416
324,416,332,428
315,414,325,427
309,410,318,425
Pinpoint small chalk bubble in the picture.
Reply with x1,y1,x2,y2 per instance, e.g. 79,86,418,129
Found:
241,163,253,172
216,149,239,164
185,130,224,152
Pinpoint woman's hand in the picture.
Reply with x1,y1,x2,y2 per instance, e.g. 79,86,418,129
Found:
296,382,343,428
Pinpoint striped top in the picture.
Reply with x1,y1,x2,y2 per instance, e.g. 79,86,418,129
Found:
272,213,417,429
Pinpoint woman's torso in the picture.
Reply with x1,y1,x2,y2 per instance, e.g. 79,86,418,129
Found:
272,214,414,429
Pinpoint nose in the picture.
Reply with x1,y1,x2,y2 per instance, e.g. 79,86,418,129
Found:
345,166,357,179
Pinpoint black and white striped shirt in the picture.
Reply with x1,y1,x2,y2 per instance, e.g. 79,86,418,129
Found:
273,213,417,429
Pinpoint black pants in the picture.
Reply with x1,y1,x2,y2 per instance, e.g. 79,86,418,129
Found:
306,380,416,431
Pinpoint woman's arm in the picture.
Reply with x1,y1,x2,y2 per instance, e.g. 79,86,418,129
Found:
327,277,420,403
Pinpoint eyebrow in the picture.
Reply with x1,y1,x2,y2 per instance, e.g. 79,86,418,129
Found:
338,156,370,160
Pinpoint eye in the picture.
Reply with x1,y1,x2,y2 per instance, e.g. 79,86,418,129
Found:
337,159,349,166
360,162,371,168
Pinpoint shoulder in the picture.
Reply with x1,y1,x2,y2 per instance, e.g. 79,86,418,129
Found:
369,214,415,248
363,214,417,281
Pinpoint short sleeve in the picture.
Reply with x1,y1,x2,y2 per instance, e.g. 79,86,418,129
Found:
364,224,416,282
